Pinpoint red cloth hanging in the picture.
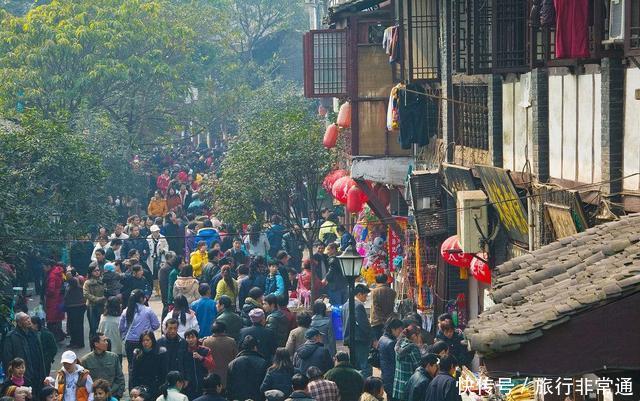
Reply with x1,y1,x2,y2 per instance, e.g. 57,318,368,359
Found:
554,0,590,59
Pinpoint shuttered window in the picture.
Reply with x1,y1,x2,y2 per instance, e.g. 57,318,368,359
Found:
303,29,348,98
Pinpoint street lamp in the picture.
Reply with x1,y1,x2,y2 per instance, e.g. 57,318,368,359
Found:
337,242,364,359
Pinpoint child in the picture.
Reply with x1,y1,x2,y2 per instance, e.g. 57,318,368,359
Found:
156,371,188,401
92,379,117,401
1,358,31,397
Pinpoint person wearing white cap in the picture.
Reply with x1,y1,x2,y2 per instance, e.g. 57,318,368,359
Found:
55,351,93,401
146,224,168,296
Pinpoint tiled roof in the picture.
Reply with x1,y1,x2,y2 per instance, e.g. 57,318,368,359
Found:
465,214,640,357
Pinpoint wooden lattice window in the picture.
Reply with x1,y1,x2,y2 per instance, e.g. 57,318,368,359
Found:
303,29,348,98
492,0,529,72
452,0,492,74
406,0,440,81
453,84,489,150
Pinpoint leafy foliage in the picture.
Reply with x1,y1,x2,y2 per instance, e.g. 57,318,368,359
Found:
0,113,115,261
206,82,334,239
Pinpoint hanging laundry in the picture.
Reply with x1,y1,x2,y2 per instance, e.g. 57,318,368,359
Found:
530,0,555,27
554,0,589,59
389,26,401,64
386,83,403,131
397,83,437,149
382,26,394,54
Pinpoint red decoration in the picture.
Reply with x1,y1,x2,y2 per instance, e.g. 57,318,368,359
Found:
346,185,367,213
318,105,328,117
323,124,339,149
337,102,351,128
375,184,391,207
469,254,491,284
322,169,347,193
331,176,355,204
440,235,475,268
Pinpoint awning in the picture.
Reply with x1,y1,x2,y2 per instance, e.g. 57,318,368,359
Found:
350,156,413,187
327,0,389,23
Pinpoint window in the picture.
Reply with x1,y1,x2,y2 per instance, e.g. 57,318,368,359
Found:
406,0,440,81
626,0,640,56
453,84,489,150
303,29,348,98
492,0,528,71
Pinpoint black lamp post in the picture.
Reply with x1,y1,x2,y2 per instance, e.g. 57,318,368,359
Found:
337,242,364,359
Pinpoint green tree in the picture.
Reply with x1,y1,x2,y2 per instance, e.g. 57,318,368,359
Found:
0,0,201,140
202,82,334,247
0,113,115,262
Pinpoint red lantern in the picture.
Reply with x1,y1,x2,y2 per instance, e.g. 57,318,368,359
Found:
440,235,475,268
323,124,339,149
375,184,391,207
469,254,491,284
318,105,328,117
337,102,351,128
346,186,366,213
332,176,355,204
322,169,347,193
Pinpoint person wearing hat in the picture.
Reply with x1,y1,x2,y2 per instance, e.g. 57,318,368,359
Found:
146,224,168,295
55,351,93,401
239,308,277,363
292,327,333,375
342,284,373,377
406,353,439,401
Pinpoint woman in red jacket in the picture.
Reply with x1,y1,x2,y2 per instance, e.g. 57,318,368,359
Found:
45,262,66,341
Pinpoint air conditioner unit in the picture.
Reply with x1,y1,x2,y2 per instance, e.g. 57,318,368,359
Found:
609,0,625,42
456,190,488,254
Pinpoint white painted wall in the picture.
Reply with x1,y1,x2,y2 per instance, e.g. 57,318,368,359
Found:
624,69,640,191
503,73,601,184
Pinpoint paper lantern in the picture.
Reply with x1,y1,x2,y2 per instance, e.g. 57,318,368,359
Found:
375,184,391,207
318,105,328,117
332,176,355,204
323,124,339,149
469,254,491,284
346,186,366,213
337,102,351,128
322,169,348,193
440,235,475,268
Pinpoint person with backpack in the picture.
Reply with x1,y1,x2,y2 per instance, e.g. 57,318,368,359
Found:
55,351,93,401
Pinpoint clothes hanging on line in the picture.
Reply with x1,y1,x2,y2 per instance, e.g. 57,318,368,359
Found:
554,0,589,59
382,25,401,64
386,83,403,131
397,83,437,149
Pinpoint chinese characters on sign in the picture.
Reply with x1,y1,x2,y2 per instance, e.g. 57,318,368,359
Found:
457,377,634,397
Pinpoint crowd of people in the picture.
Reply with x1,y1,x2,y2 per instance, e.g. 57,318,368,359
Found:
3,161,473,401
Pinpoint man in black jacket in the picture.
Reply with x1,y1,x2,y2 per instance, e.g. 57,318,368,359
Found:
406,353,439,401
342,284,373,377
227,335,269,401
121,226,150,267
424,355,462,401
157,319,192,380
2,313,46,396
163,213,185,255
239,308,277,363
281,225,304,271
322,243,348,307
293,328,333,374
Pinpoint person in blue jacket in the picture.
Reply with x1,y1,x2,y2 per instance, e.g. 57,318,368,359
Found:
264,260,285,297
194,220,221,248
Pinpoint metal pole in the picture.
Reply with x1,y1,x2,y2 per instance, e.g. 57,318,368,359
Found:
347,276,356,360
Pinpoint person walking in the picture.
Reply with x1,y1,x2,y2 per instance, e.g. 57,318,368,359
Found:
323,352,365,401
424,355,462,401
98,297,124,363
64,269,86,349
342,284,373,377
285,312,311,357
260,348,294,398
264,294,289,347
292,328,333,375
378,318,404,401
172,265,200,304
306,366,340,401
155,371,188,401
80,333,125,400
1,358,31,396
163,295,199,338
244,223,270,258
281,225,304,272
119,289,161,374
146,225,169,293
202,322,237,392
214,296,242,341
284,374,314,401
189,242,209,279
227,336,269,401
157,318,189,379
406,353,439,401
44,262,66,342
241,287,264,327
184,329,215,400
264,261,285,298
55,351,93,401
214,265,238,309
83,264,106,340
369,274,397,340
192,374,226,401
239,309,277,363
392,324,422,401
190,284,217,338
130,331,167,398
309,300,336,357
322,243,348,307
359,377,384,401
30,317,56,377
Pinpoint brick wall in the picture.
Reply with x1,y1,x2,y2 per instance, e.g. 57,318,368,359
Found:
601,58,624,201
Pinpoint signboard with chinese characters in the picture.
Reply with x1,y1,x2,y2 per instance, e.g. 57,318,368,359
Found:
475,165,529,245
